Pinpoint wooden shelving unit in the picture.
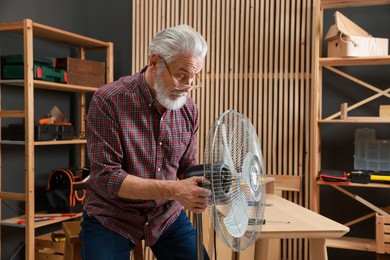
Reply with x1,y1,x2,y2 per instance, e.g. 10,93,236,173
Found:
0,19,113,259
311,0,390,256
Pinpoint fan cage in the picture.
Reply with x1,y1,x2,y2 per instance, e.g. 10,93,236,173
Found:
203,110,266,252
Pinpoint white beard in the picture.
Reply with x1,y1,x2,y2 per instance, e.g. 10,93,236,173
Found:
153,74,188,110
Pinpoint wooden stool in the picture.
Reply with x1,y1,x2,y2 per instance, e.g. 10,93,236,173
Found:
62,220,144,260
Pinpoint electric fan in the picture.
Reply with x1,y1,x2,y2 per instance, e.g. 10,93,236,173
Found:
184,109,266,259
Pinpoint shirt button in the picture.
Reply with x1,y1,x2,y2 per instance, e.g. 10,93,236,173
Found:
159,142,163,146
145,222,149,226
157,168,161,172
149,104,152,107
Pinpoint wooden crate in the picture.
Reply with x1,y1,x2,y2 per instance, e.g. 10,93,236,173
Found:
376,213,390,254
55,57,105,88
35,231,65,260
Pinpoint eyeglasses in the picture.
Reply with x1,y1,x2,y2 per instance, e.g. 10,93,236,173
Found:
160,57,202,91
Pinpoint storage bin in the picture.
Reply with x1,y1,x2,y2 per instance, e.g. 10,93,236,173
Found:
354,128,390,171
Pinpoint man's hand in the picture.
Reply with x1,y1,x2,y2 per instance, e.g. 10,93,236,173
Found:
172,176,211,214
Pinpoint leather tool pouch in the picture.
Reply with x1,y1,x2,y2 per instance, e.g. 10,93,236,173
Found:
45,168,89,213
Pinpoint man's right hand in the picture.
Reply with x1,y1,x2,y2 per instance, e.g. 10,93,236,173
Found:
172,176,211,214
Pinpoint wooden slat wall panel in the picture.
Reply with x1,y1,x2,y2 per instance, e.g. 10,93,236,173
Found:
131,1,313,259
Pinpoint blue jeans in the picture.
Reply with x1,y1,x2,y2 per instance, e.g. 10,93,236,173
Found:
79,210,210,260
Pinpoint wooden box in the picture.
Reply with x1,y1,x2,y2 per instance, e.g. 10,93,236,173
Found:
35,232,65,260
55,57,105,88
376,213,390,254
325,11,388,57
379,105,390,117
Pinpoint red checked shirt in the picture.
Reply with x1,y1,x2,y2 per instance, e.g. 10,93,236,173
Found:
84,66,199,246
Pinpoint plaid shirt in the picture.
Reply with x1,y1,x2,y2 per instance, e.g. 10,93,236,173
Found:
84,67,199,246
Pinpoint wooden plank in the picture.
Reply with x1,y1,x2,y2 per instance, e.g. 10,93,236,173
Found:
24,18,35,260
0,110,25,118
215,0,221,119
242,0,250,116
252,0,260,132
319,56,390,66
326,237,377,252
1,80,99,92
257,0,265,146
311,0,325,214
321,0,390,9
263,0,270,176
283,0,290,178
0,192,25,201
270,0,277,175
0,18,109,48
275,0,282,177
233,0,239,111
131,0,137,72
266,174,302,192
304,7,314,260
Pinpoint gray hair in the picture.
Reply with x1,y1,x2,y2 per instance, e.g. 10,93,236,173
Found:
148,24,208,63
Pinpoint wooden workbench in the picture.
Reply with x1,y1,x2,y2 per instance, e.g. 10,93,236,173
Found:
254,194,349,260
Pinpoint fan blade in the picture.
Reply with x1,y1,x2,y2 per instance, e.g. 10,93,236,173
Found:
221,123,237,176
223,190,249,238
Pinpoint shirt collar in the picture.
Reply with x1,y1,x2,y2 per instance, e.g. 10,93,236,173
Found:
138,66,155,107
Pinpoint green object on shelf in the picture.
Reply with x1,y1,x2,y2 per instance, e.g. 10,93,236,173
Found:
2,54,55,66
1,64,67,83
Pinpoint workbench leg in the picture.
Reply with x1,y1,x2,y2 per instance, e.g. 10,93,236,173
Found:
310,238,327,260
254,239,269,260
267,239,281,260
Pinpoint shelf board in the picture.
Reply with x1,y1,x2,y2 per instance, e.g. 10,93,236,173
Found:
321,0,390,9
0,191,25,201
318,180,390,189
0,79,99,92
0,19,110,49
0,140,26,145
319,117,390,123
326,237,377,252
35,139,87,146
319,56,390,66
0,110,25,118
0,139,86,145
0,212,82,228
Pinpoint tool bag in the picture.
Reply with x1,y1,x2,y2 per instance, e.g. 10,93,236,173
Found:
45,168,89,213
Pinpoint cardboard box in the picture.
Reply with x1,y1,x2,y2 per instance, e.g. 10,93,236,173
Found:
325,11,388,57
55,57,105,88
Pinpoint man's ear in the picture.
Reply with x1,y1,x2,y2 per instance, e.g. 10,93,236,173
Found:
149,53,160,69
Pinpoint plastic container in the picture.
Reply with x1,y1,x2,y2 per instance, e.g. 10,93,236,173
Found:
354,128,390,171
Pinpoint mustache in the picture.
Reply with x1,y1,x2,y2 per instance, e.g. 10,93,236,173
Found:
175,91,188,97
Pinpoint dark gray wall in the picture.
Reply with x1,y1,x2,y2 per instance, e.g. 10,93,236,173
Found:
0,1,132,259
